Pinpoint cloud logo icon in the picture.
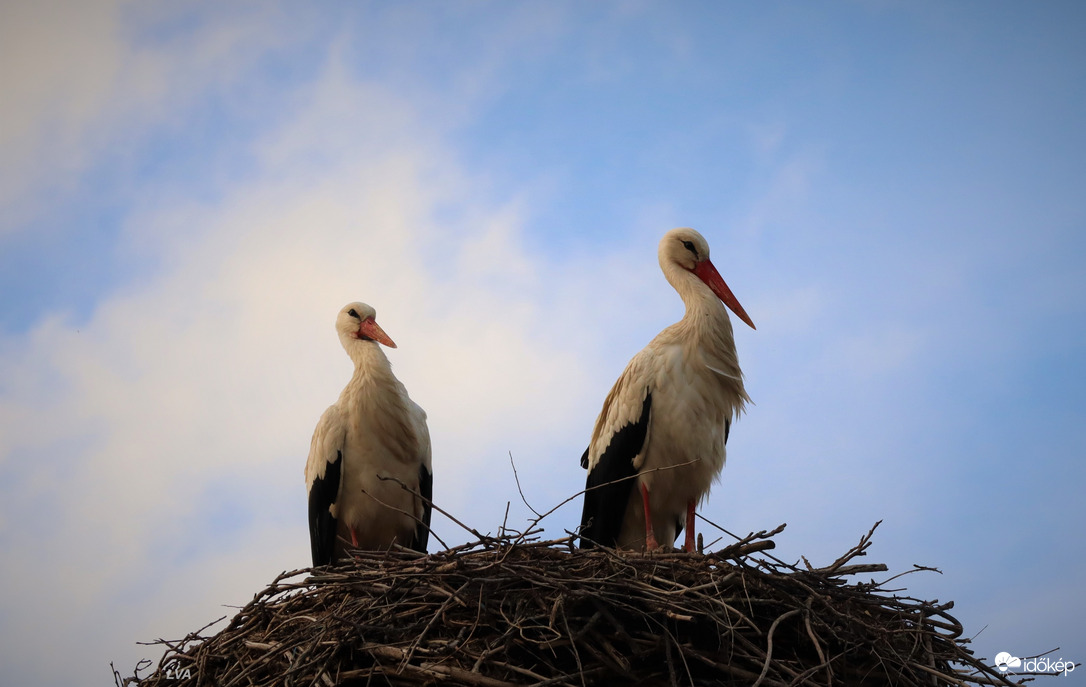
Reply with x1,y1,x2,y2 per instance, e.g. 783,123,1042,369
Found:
994,652,1022,672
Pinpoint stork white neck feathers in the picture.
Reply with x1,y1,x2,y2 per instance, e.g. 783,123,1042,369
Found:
332,304,421,460
341,352,422,470
659,228,752,416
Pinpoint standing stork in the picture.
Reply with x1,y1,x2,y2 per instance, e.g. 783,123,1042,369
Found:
579,228,755,552
305,302,432,565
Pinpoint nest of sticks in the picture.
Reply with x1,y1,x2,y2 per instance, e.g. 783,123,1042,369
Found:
117,517,1034,687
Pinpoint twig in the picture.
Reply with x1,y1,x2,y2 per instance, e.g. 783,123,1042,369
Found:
373,474,482,547
752,609,800,687
358,482,450,551
509,451,542,518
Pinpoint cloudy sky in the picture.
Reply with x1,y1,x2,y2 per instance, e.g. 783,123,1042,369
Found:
1,2,1084,684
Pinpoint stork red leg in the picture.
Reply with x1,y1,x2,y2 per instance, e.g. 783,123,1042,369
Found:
640,482,660,550
349,527,360,548
683,500,697,552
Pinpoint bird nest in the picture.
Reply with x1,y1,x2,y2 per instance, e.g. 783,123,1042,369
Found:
116,520,1034,687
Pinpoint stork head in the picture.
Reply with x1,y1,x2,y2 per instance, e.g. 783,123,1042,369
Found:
336,301,397,349
659,228,756,330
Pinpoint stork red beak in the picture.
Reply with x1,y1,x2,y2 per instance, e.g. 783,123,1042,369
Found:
692,259,756,330
358,317,397,348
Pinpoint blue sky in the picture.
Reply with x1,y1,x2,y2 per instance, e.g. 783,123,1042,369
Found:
1,2,1084,684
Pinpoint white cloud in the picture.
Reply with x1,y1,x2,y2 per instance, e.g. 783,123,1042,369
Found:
0,56,593,687
0,0,316,233
0,0,125,220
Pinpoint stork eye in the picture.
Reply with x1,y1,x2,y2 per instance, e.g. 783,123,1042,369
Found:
681,240,699,258
347,308,360,319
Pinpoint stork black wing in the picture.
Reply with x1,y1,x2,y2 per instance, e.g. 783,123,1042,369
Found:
411,462,433,553
579,391,652,549
308,450,342,566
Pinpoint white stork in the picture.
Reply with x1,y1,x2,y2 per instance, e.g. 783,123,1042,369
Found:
579,228,755,552
305,302,432,565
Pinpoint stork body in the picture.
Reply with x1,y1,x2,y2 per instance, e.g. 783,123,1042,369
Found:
305,302,432,566
579,228,754,551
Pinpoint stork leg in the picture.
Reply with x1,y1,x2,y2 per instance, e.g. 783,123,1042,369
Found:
349,527,360,548
640,483,660,550
683,500,697,553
